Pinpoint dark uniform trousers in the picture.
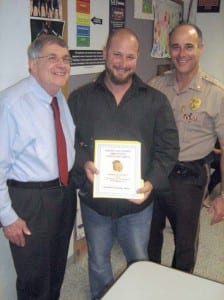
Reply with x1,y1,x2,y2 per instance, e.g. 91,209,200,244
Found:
8,177,77,300
148,160,209,273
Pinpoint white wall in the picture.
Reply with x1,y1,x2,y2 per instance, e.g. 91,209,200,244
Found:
196,0,224,82
0,1,30,91
0,3,29,299
183,0,224,83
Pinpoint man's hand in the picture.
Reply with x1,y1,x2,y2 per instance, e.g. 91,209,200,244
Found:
208,196,224,225
84,161,99,183
3,218,31,247
129,180,153,205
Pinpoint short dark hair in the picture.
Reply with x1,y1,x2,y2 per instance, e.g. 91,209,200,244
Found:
169,23,203,45
27,35,68,60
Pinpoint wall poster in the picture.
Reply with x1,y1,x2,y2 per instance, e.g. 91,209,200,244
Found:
68,0,125,76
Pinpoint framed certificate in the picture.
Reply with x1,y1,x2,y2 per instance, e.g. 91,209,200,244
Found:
93,140,143,199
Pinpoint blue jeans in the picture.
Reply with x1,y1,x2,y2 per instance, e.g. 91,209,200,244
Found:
80,201,153,299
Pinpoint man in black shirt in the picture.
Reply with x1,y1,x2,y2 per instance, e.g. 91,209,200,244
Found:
68,28,179,300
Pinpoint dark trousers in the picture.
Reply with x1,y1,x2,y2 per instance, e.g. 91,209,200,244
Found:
148,162,209,273
208,156,221,194
8,179,76,300
208,140,221,193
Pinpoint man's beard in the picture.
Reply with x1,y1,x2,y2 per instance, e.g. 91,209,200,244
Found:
105,65,134,85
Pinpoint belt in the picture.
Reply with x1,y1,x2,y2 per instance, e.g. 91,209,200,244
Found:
172,155,211,178
178,158,205,166
178,151,214,166
7,178,67,189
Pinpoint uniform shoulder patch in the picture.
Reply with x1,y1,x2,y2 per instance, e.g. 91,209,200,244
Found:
200,71,224,91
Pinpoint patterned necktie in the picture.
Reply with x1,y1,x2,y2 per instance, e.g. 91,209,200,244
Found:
51,97,68,186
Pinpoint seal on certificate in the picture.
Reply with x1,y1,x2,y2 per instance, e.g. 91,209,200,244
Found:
112,160,123,172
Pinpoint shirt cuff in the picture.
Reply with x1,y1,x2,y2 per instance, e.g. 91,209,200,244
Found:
0,206,18,227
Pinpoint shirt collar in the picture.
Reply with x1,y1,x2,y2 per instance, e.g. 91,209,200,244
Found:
95,71,147,92
186,70,204,91
29,75,61,104
166,69,204,92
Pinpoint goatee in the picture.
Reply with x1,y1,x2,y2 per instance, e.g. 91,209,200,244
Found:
105,66,133,85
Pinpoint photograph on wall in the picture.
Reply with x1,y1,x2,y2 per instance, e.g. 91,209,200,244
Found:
134,0,154,20
30,0,63,19
197,0,220,13
30,19,64,41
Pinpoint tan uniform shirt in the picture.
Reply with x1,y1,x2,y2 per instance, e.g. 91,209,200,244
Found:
149,70,224,161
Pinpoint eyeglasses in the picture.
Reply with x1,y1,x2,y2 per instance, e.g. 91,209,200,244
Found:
36,54,72,65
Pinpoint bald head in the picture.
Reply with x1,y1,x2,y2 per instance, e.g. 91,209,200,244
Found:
169,23,203,46
105,28,140,52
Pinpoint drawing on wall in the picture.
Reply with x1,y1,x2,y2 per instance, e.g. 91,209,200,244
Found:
30,0,64,41
134,0,154,20
151,0,182,58
68,0,125,75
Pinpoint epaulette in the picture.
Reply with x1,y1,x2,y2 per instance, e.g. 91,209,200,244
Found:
200,71,224,91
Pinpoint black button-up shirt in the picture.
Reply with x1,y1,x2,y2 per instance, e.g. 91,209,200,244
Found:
68,72,179,217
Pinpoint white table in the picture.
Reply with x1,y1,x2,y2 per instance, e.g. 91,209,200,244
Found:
102,261,224,300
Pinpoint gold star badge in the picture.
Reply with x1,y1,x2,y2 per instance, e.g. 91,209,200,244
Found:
189,98,202,110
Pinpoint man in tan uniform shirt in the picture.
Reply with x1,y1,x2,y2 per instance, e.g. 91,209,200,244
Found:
148,23,224,273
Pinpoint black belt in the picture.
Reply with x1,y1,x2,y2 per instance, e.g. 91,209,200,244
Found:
7,178,67,189
178,151,214,166
172,155,211,178
178,158,204,166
